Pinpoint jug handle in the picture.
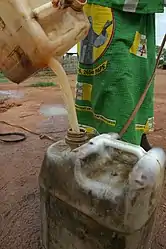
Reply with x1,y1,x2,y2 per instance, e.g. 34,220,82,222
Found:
102,138,146,160
74,138,146,202
33,2,55,17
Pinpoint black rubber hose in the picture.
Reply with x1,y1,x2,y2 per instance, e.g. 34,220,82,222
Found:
0,132,27,143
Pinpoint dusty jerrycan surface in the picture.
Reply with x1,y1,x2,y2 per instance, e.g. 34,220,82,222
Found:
0,0,89,83
39,132,166,249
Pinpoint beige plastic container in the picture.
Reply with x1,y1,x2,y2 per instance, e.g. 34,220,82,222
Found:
0,0,89,83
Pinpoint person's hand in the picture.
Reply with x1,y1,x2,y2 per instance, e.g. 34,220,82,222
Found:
52,0,73,9
52,0,59,8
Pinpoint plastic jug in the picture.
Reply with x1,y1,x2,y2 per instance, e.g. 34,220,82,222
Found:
0,0,89,83
39,131,166,249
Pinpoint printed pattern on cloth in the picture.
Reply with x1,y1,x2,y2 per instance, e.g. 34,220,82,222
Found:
86,0,164,14
130,31,147,58
78,4,114,65
76,5,155,145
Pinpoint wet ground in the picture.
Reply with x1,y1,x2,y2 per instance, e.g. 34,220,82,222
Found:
0,72,166,248
40,104,67,117
0,90,24,99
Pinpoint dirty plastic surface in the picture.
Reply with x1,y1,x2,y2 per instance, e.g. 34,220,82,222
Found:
39,134,166,249
0,0,89,83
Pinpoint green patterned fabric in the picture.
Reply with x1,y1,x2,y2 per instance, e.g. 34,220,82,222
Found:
86,0,164,13
75,3,160,145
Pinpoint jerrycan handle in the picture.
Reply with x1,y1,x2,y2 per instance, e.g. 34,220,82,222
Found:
33,2,56,18
73,137,147,202
103,139,146,160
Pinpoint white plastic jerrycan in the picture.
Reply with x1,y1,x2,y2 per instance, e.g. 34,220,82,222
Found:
39,132,166,249
0,0,89,83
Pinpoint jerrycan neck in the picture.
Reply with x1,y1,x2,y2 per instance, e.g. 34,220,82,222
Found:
65,128,89,150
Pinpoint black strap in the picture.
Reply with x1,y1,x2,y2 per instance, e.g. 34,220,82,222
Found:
0,132,27,143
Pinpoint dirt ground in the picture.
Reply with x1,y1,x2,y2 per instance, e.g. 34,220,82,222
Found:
0,71,166,248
